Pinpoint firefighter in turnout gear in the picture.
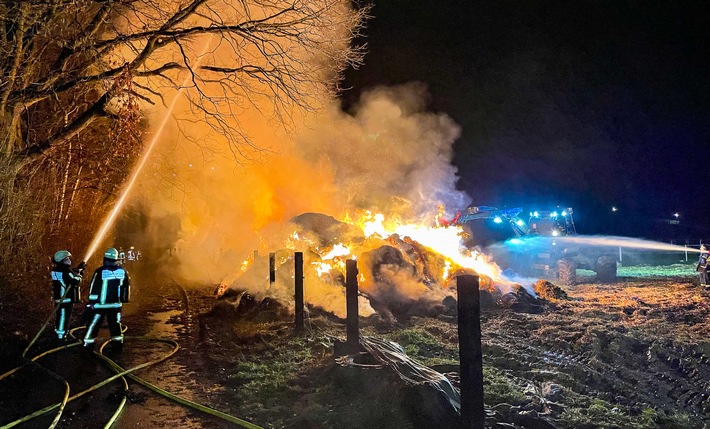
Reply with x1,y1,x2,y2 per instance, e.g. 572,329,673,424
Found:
83,247,131,350
697,244,709,287
50,250,85,340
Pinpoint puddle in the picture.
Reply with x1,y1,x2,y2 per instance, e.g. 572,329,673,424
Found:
146,309,185,339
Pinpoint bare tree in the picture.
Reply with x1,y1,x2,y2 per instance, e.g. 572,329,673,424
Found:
1,0,367,171
0,0,368,302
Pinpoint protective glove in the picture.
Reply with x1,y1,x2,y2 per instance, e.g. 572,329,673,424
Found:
74,261,87,276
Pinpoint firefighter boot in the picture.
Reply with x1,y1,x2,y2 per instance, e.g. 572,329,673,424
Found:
82,340,95,353
106,340,123,355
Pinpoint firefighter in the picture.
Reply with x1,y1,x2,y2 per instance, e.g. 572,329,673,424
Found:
83,247,131,351
50,250,86,340
117,247,126,266
126,246,136,262
697,244,709,288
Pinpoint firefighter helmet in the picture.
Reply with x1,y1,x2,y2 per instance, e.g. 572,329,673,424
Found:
104,247,119,260
53,250,72,264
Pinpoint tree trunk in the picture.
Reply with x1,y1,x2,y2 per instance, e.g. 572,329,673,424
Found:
0,105,24,161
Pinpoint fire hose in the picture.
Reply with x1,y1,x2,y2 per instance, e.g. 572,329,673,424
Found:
0,292,264,429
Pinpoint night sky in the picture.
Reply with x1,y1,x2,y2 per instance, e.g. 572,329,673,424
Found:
342,1,710,238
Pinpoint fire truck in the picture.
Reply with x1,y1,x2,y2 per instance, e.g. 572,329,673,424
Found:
445,206,618,285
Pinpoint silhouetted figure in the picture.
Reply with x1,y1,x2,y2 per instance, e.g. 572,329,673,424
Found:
697,244,709,288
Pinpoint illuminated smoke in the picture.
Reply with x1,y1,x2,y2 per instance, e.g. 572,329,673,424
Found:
124,5,475,316
136,82,473,314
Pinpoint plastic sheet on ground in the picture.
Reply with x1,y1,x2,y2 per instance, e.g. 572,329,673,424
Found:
337,336,461,416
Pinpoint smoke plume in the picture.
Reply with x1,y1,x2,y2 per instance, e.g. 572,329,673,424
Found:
134,81,470,312
122,3,471,315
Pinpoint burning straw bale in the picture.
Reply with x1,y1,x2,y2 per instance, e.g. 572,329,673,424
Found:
221,211,562,324
290,213,364,247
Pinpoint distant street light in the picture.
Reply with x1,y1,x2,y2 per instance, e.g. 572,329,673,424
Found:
612,206,618,212
674,213,680,218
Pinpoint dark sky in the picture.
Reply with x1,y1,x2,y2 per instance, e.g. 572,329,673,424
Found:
342,1,710,238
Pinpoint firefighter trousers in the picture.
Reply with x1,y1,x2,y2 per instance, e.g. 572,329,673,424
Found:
83,308,123,347
54,302,73,339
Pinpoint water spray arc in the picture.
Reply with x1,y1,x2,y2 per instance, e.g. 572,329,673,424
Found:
548,235,704,253
83,40,213,263
503,235,705,256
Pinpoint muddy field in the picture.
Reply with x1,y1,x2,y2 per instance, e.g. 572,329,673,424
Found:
1,264,709,428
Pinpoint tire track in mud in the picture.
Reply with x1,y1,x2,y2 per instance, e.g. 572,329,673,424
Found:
480,280,710,425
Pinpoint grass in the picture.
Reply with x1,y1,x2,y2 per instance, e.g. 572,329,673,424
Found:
617,263,696,278
558,397,698,429
193,265,709,429
576,263,697,279
385,324,459,366
482,367,527,405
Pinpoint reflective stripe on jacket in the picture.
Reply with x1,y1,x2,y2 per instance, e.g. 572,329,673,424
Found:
51,265,82,303
88,264,131,309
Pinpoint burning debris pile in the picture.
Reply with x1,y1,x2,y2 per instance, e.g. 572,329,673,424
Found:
214,212,567,322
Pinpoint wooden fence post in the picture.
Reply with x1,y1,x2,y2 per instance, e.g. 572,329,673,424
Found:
269,252,275,291
294,252,304,333
457,274,485,429
346,259,359,350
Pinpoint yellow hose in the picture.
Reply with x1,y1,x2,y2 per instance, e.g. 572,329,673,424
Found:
0,335,264,429
94,345,263,429
2,279,264,429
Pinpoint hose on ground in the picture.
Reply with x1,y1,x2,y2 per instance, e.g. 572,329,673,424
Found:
1,331,264,429
0,335,177,429
95,340,263,429
2,273,264,429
